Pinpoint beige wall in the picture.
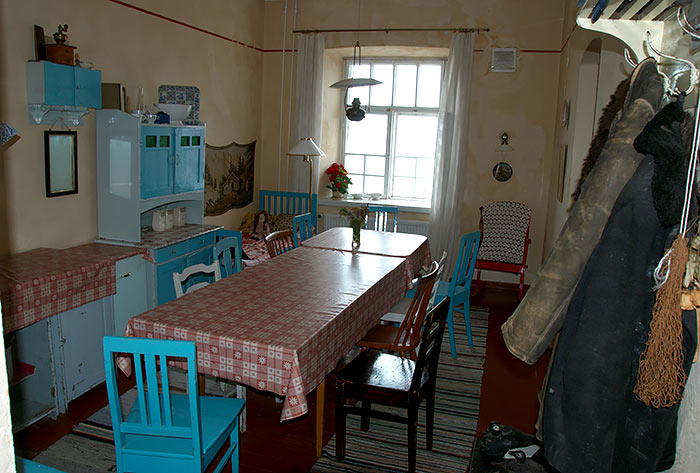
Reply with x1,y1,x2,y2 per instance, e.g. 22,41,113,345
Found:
262,0,565,282
0,0,264,253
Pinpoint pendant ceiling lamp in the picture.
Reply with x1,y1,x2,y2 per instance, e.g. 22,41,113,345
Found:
330,41,381,122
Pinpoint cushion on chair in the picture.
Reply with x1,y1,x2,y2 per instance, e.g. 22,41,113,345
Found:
271,213,295,232
478,201,531,265
238,212,256,233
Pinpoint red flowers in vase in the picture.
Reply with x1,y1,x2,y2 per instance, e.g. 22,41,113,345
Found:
325,163,352,195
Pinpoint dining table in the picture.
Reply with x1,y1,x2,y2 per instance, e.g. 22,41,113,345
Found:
122,229,431,456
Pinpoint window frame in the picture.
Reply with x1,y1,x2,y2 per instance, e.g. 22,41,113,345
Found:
338,57,445,202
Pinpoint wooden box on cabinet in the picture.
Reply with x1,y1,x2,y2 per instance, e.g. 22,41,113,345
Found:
96,109,206,243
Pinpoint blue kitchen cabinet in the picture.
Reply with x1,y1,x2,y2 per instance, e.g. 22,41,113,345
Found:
113,255,149,336
96,110,206,243
26,61,101,108
151,231,218,305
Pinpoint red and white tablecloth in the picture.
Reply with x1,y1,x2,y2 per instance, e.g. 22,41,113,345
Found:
0,243,148,334
122,246,413,421
302,227,431,280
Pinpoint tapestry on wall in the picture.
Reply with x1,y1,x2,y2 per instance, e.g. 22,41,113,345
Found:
204,140,255,216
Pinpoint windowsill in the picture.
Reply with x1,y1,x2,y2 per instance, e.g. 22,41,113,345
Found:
318,197,431,214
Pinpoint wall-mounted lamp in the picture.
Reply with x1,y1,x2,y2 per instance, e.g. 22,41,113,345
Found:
0,123,20,151
496,132,513,152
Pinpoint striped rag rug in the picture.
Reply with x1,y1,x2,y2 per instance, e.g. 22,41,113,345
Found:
311,308,488,473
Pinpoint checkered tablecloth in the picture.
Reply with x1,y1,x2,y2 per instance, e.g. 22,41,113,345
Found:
122,246,415,421
302,227,431,280
0,243,148,334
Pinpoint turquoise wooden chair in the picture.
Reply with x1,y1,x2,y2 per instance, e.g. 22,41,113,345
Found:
213,229,244,277
366,205,399,232
406,231,480,355
103,336,245,473
292,212,314,247
15,457,65,472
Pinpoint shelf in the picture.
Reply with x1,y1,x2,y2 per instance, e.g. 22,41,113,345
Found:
9,360,36,387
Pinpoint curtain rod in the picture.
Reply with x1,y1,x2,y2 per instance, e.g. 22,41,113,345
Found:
292,27,490,34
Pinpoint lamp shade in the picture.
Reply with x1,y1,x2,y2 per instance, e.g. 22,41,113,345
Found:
329,78,382,89
288,137,325,157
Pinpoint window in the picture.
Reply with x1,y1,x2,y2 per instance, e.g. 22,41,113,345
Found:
341,59,443,202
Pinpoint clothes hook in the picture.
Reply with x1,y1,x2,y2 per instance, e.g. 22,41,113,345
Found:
624,49,637,68
677,6,700,41
645,31,698,95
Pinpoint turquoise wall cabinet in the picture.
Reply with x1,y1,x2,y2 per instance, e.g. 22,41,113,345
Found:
26,61,101,126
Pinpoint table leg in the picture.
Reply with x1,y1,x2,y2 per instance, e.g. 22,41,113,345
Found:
316,378,325,457
198,373,205,394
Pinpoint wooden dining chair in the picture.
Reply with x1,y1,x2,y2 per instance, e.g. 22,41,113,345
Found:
103,336,245,473
213,229,244,278
336,298,450,473
172,262,221,298
357,261,439,360
366,205,399,232
292,212,314,247
265,229,295,258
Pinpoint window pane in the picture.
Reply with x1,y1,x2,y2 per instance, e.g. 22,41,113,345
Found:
346,114,387,156
415,178,433,200
365,156,386,176
392,177,414,198
348,174,363,194
416,158,434,176
394,157,416,177
365,176,384,194
395,115,438,158
417,64,442,108
394,64,417,107
344,154,364,174
370,64,393,106
349,64,371,105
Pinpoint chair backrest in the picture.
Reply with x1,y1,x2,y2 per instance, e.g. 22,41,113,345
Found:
103,336,204,470
477,201,531,265
173,262,221,298
429,251,448,306
366,205,399,232
265,229,295,258
213,229,243,278
392,261,440,355
292,212,314,247
411,297,450,393
447,231,481,298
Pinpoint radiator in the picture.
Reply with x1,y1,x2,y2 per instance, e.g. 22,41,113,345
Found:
322,214,429,236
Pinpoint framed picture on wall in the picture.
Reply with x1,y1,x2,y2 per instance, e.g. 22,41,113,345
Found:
557,145,568,203
44,130,78,197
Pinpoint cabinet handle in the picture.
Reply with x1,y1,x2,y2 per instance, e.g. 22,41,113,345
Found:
119,272,132,279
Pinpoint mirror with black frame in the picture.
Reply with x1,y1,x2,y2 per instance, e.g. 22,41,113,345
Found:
44,130,78,197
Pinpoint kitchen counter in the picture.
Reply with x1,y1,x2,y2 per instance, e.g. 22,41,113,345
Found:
0,242,148,334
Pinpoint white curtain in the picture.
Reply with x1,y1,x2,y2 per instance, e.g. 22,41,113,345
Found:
428,32,475,272
290,33,325,194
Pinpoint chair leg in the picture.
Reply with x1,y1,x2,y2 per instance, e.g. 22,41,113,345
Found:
408,400,419,473
361,400,371,431
230,423,240,473
336,383,346,461
464,300,473,348
426,385,436,451
447,304,458,358
237,385,247,432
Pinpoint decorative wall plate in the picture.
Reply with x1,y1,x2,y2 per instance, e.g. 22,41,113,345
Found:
493,162,513,182
158,85,200,125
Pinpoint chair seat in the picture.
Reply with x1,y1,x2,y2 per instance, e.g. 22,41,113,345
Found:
339,349,416,393
125,393,244,466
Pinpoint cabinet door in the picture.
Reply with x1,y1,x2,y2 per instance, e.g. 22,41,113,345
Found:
141,127,174,198
58,299,106,402
74,67,102,108
114,255,149,336
174,128,205,194
156,255,187,305
43,61,75,106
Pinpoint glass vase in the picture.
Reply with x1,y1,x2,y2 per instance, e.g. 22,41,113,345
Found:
351,220,361,252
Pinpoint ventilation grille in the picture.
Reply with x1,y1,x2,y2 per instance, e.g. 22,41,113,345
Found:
491,48,517,73
322,214,429,236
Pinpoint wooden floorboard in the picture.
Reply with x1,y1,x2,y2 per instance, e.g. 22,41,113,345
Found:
12,283,545,473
